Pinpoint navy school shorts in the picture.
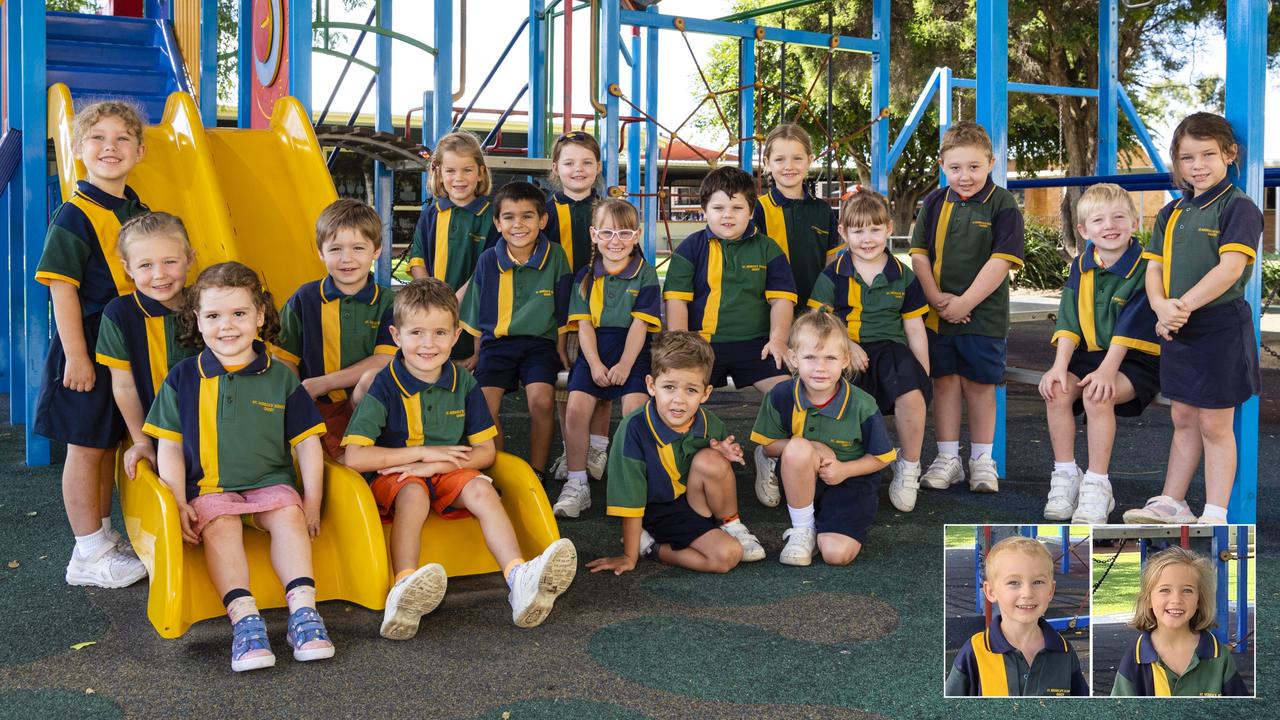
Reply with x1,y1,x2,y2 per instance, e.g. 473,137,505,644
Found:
814,474,880,544
642,495,721,551
709,337,789,389
566,327,651,399
34,313,126,449
1159,299,1259,409
927,331,1007,385
1066,349,1160,418
474,335,563,392
854,340,933,416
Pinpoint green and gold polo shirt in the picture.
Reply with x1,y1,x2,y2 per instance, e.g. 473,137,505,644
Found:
1111,630,1249,696
751,186,841,308
808,251,930,344
605,402,728,517
567,254,662,331
1051,239,1159,356
750,376,896,466
408,195,499,290
95,290,198,412
341,355,497,450
945,617,1089,697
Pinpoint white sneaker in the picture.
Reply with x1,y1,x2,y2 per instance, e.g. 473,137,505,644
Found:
968,454,999,493
552,479,591,519
753,445,781,507
1122,495,1197,525
779,527,817,566
1043,469,1082,520
639,528,657,560
1196,512,1228,525
920,454,965,490
509,538,577,628
721,520,765,562
105,527,139,559
888,458,921,512
549,453,568,481
586,446,608,480
66,544,147,588
1071,477,1114,525
380,563,447,640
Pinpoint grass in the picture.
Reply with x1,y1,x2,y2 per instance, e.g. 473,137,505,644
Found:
1091,551,1256,617
944,524,1092,549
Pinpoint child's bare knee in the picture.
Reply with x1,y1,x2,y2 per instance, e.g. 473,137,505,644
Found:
459,475,499,505
819,536,860,566
691,447,731,476
896,390,926,415
261,504,305,530
711,540,743,573
394,483,430,512
781,437,816,461
1082,394,1114,416
526,388,554,415
1170,403,1199,427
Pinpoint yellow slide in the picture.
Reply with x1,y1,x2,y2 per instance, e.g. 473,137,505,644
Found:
48,87,561,638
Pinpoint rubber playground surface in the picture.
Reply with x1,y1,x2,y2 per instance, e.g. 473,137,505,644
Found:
1,323,1274,719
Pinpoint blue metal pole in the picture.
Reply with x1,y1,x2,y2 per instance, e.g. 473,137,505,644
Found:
288,0,312,114
1212,525,1229,646
1224,0,1263,525
1236,525,1249,652
19,1,49,465
238,0,253,127
642,10,658,264
1117,88,1167,174
374,0,394,286
602,0,621,188
973,526,983,614
938,67,951,188
1060,525,1069,574
974,0,1009,183
887,67,941,172
527,1,546,158
433,0,455,147
1138,537,1147,567
738,22,755,173
626,27,642,206
5,0,22,413
199,0,218,125
1096,0,1117,175
869,0,889,194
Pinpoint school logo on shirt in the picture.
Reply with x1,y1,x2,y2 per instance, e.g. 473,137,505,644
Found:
446,409,465,418
535,289,555,298
1200,228,1220,237
743,264,767,272
971,220,992,228
888,290,904,298
1045,688,1070,696
627,288,639,297
252,400,286,413
469,233,487,243
364,319,381,330
828,438,852,448
1112,296,1128,306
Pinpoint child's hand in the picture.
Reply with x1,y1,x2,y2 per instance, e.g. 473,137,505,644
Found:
817,457,848,485
711,435,746,465
761,338,789,370
420,445,471,469
607,361,633,386
1153,297,1190,330
590,362,613,388
301,376,328,400
939,296,974,324
933,292,957,310
459,353,478,371
122,441,156,480
1079,368,1117,404
379,461,441,480
303,497,322,539
1155,321,1175,341
850,342,870,373
1038,366,1070,401
176,501,200,545
587,555,637,575
63,353,96,392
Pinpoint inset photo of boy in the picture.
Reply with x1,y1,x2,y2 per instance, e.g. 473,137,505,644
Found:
1092,525,1255,697
943,525,1092,697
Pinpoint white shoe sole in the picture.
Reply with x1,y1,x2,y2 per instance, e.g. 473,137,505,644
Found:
969,480,998,493
513,539,577,628
292,644,336,662
1043,505,1075,521
231,652,276,673
66,564,147,589
779,549,815,566
1122,508,1195,525
380,565,448,640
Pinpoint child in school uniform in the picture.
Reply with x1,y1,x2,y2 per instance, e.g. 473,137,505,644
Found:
751,311,897,566
553,199,662,518
274,199,397,460
909,122,1025,494
664,166,797,509
95,212,198,482
143,262,335,672
343,278,577,637
587,331,765,574
1111,546,1249,696
1122,112,1263,525
459,182,574,479
808,189,932,513
544,131,615,484
35,100,152,588
1039,184,1161,524
408,131,501,364
752,123,842,309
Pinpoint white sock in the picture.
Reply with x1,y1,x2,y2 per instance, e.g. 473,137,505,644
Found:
971,443,993,460
101,516,112,534
1201,503,1228,521
74,528,111,559
937,441,960,457
566,470,588,484
1054,461,1080,476
898,458,920,471
589,434,609,450
1082,470,1111,490
787,504,816,530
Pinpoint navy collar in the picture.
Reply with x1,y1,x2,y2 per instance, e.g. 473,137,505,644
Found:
495,236,552,272
945,176,998,204
765,185,812,207
387,354,458,397
642,400,709,446
196,340,271,378
987,616,1071,655
1181,177,1234,210
1135,630,1219,665
553,189,597,206
74,180,140,211
833,250,902,282
435,195,490,215
593,253,645,280
320,274,381,305
792,376,852,419
131,290,176,318
1080,238,1143,278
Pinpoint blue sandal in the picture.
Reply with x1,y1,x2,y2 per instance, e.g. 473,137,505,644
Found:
230,614,275,673
286,606,335,662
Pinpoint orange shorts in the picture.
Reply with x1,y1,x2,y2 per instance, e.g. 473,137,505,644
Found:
369,468,486,523
317,399,353,458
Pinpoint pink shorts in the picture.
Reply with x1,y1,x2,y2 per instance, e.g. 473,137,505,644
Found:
190,484,304,537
